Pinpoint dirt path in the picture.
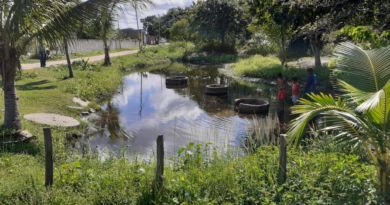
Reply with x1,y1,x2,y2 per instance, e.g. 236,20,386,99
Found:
22,50,138,70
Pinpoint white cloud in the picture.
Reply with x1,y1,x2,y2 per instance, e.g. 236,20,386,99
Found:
118,0,196,29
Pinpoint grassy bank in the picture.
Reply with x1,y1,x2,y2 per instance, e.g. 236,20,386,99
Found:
231,55,329,83
20,48,136,64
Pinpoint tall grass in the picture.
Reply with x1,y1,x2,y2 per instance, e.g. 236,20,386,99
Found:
243,114,281,153
0,147,378,204
232,55,285,78
232,55,330,83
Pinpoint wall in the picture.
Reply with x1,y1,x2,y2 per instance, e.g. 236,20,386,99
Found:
67,39,139,53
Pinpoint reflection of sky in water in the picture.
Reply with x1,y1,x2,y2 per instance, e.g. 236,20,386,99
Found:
88,73,255,157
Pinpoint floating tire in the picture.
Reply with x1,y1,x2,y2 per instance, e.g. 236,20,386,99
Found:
165,76,188,86
166,84,188,89
234,98,269,115
205,84,228,95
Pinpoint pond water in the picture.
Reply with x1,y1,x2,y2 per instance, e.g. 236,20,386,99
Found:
82,66,283,158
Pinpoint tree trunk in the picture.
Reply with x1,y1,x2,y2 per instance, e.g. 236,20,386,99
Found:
103,38,111,66
378,159,390,202
280,25,287,67
2,55,21,131
310,34,322,69
63,39,73,78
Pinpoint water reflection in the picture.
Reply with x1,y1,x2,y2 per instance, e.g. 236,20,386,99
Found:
84,67,276,158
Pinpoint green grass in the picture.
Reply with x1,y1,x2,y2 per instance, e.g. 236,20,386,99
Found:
0,147,378,204
232,55,290,78
20,48,136,64
232,55,330,84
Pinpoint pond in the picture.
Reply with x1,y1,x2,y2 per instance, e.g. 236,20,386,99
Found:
81,65,284,158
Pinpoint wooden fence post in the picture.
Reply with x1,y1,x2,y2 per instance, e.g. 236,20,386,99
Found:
278,134,287,184
155,135,164,190
43,128,53,188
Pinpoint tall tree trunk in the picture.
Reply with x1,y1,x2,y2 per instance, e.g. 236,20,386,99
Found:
103,38,111,66
1,54,21,131
310,34,322,69
63,39,73,78
280,25,287,67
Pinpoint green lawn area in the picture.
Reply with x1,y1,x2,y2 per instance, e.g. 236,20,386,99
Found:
20,48,137,64
0,43,380,204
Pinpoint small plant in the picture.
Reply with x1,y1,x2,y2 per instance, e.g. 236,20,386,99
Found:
72,59,98,71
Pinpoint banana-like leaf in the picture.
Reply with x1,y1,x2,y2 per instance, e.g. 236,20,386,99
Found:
334,42,390,93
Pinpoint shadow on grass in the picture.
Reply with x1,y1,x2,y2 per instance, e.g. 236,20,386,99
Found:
16,80,57,91
0,139,41,156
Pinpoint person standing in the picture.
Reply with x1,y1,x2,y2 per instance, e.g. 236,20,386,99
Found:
304,67,317,95
291,77,300,104
276,73,287,125
39,47,47,67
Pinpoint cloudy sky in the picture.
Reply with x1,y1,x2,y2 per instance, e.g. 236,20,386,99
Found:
118,0,195,29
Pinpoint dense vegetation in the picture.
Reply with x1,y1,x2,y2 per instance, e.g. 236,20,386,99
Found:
0,145,378,204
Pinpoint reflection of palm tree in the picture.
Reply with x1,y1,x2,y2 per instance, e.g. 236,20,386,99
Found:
138,72,148,119
102,102,128,139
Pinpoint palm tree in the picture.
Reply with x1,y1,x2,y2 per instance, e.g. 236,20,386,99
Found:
63,38,74,78
128,0,153,51
99,1,121,66
288,42,390,201
0,0,110,133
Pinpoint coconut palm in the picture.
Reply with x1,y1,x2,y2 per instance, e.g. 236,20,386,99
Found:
0,0,112,133
94,1,120,66
288,42,390,201
128,0,153,51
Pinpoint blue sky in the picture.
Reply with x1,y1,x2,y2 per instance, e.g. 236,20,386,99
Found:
118,0,195,29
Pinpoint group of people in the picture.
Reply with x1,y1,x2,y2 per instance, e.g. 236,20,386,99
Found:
275,67,318,124
276,67,318,105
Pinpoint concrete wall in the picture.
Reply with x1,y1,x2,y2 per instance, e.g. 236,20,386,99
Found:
67,39,138,53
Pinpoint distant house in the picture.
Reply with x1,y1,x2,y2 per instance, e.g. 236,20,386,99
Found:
119,28,159,45
119,28,143,39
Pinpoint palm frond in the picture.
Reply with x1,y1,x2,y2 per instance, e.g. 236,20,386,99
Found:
362,80,390,132
288,93,367,146
33,0,114,47
334,42,390,93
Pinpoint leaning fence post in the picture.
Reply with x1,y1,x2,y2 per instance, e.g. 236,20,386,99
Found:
155,135,164,191
278,134,287,184
43,128,53,188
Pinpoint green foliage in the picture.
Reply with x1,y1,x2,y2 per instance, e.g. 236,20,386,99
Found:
0,147,377,204
241,41,277,56
183,52,238,65
169,18,192,41
288,43,390,200
189,0,249,53
340,26,390,49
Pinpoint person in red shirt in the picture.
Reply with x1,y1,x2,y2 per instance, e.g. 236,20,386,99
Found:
276,73,287,124
276,73,287,102
291,77,300,104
